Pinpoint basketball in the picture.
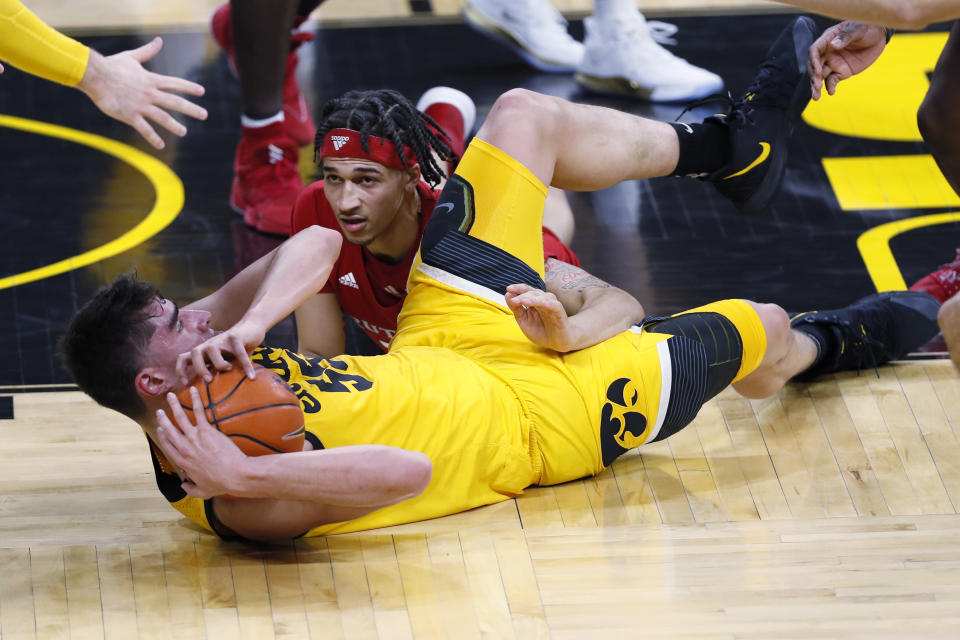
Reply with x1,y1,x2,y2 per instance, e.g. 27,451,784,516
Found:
175,366,305,456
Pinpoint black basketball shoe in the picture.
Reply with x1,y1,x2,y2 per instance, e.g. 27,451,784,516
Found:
703,16,816,214
790,291,941,381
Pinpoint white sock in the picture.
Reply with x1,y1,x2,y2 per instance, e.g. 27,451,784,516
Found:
241,111,285,128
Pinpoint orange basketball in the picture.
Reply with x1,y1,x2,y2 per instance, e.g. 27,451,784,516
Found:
176,366,305,456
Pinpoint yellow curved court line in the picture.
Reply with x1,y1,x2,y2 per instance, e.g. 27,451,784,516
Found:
0,114,183,290
857,211,960,292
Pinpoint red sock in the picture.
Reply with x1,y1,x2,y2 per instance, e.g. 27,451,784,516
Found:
423,102,466,158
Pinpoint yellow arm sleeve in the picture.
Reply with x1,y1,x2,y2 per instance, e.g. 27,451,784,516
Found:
0,0,90,86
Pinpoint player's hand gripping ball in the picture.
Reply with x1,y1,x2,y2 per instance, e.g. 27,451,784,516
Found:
175,366,305,455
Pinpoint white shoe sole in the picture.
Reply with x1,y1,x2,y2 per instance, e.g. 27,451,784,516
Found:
463,3,580,73
416,86,477,136
575,70,723,103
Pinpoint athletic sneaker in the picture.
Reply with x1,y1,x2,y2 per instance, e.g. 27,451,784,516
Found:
701,16,816,214
463,0,584,72
910,249,960,303
210,2,316,146
575,13,723,102
231,121,304,236
790,291,941,381
416,86,477,166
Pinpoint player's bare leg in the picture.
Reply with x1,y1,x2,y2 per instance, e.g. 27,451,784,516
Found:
729,302,816,398
918,21,960,195
475,88,680,191
938,292,960,371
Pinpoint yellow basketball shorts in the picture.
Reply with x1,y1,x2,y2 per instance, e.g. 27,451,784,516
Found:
393,138,767,486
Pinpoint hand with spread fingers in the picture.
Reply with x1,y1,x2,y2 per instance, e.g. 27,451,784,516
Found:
155,389,248,499
505,283,580,353
175,320,263,385
808,21,887,100
76,37,207,149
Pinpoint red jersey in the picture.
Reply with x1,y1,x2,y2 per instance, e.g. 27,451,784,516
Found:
291,180,579,352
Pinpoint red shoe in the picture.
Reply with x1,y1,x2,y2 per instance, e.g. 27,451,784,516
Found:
211,2,316,146
232,122,303,236
910,249,960,303
416,86,477,172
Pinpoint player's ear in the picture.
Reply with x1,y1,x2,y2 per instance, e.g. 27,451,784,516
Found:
405,163,421,190
135,367,173,397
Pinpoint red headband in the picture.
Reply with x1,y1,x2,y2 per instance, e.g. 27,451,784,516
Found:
318,128,417,169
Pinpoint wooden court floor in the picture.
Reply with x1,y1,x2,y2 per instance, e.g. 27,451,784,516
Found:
4,1,960,638
3,362,960,639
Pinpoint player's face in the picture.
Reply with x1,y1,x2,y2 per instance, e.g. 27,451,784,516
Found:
321,158,413,246
143,298,217,371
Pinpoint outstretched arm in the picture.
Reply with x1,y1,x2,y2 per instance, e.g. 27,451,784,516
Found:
182,225,343,382
504,258,645,352
776,1,960,30
156,389,432,540
0,1,206,149
75,38,207,150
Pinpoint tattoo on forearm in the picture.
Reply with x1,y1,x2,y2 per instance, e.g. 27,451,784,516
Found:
545,259,612,292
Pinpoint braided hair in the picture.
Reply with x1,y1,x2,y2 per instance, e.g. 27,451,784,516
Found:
315,89,452,187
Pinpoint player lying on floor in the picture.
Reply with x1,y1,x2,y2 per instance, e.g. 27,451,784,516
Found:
60,19,941,541
292,86,581,357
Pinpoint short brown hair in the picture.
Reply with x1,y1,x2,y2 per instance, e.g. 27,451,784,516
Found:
59,274,160,420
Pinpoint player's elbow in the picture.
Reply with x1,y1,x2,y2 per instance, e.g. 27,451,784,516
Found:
590,287,645,324
389,451,432,503
297,224,343,257
891,5,935,30
623,293,645,324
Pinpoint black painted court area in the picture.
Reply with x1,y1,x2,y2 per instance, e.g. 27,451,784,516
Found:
0,13,955,387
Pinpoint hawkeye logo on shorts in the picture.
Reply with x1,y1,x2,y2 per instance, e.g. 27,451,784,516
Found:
252,348,372,414
600,377,650,466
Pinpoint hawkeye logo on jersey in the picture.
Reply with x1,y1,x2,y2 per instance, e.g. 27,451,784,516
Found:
330,135,350,151
339,272,359,289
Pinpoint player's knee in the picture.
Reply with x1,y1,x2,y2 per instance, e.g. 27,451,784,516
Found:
750,301,791,359
938,292,960,330
482,89,560,140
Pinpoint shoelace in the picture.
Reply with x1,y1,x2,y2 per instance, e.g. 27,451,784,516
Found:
823,316,886,378
674,52,797,126
674,92,756,129
741,62,795,107
646,20,678,46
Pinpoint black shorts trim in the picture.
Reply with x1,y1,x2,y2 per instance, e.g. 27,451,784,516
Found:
422,230,545,295
421,172,544,294
654,336,709,441
644,311,744,441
